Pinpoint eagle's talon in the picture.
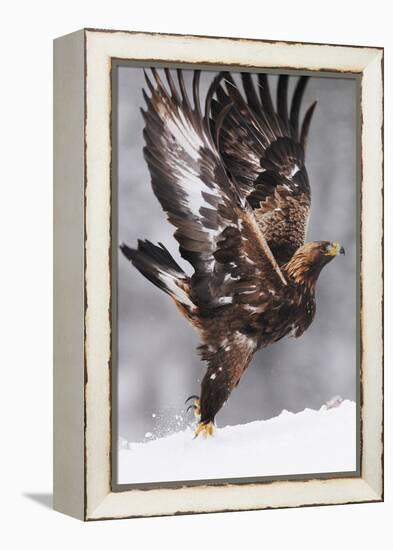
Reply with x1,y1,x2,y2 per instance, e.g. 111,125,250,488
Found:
184,394,199,405
185,395,201,418
186,403,200,416
194,421,214,438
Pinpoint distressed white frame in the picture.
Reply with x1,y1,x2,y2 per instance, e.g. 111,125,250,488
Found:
54,29,383,520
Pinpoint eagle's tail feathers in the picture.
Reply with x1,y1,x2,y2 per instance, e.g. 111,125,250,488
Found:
120,241,195,311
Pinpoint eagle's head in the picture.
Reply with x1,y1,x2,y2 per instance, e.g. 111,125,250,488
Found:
285,241,345,288
304,241,345,264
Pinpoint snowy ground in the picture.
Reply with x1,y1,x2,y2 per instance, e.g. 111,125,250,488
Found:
117,399,357,484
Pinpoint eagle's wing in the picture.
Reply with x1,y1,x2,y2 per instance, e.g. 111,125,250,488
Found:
210,72,317,264
142,69,287,308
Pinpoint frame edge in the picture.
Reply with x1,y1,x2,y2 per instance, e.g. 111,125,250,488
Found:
53,29,86,521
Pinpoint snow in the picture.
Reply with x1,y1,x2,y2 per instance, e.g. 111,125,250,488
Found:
117,400,357,484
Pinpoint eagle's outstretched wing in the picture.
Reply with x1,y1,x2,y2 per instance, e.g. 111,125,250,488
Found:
141,69,287,310
210,72,317,264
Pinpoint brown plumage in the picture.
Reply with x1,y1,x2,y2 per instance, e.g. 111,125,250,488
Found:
120,69,345,436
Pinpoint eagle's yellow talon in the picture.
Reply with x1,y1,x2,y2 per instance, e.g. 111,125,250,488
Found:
194,421,214,438
186,396,201,419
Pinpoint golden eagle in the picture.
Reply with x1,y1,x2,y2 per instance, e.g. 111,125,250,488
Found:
121,69,345,437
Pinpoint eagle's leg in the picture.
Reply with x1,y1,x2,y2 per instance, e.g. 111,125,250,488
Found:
194,337,254,438
194,366,234,438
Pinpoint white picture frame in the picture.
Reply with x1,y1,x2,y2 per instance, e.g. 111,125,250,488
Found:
53,28,383,520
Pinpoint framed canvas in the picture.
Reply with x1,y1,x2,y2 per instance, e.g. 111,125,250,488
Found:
53,28,383,520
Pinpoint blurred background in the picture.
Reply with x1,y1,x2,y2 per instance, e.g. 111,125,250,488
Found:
115,66,358,444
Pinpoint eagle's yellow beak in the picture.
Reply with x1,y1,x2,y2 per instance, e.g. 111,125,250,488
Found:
325,242,345,257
